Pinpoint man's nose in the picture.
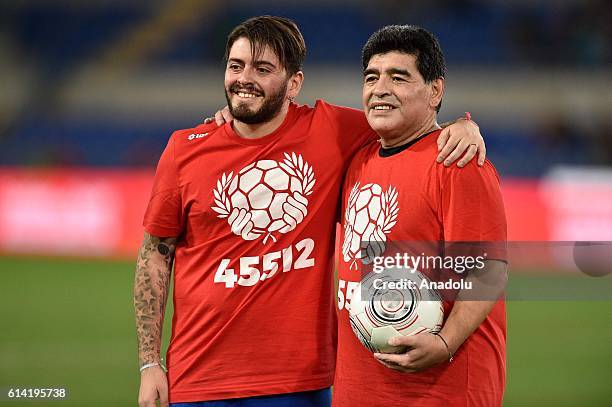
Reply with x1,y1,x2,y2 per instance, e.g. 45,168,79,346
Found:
237,66,255,84
372,77,391,97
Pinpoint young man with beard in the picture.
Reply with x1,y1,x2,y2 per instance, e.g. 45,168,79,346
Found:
134,16,486,407
334,25,507,406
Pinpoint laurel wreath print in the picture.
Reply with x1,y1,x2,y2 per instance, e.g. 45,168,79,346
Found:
211,153,315,235
343,183,399,268
279,152,315,196
211,171,234,218
381,186,399,234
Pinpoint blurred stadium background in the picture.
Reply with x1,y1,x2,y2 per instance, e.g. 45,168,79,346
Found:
0,0,611,405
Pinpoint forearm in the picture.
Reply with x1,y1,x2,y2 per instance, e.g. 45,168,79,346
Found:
438,299,496,356
134,233,176,368
439,260,507,355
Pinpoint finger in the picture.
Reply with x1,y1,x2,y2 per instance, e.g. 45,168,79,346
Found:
234,209,246,226
283,205,302,225
279,217,297,233
457,144,478,168
284,200,306,222
231,210,247,234
139,396,155,407
242,219,254,235
363,244,374,263
403,349,427,364
215,110,226,126
478,142,487,166
436,131,460,163
138,381,159,407
437,127,451,153
374,352,408,365
374,243,384,258
370,239,382,258
375,357,415,373
204,117,214,124
244,229,261,240
372,232,385,254
283,203,299,223
388,334,418,348
236,210,252,231
443,139,469,167
286,202,306,221
158,385,169,407
268,221,283,232
221,106,233,123
293,191,308,206
376,358,404,372
282,214,298,230
228,208,240,224
287,196,308,215
342,231,350,252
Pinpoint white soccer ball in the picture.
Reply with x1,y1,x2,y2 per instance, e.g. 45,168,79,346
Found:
226,159,299,233
349,267,444,353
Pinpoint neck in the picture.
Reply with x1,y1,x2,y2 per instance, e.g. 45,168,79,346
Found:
380,116,440,148
232,102,291,139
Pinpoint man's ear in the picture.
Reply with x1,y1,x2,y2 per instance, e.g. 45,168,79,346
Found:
430,77,445,110
287,71,304,100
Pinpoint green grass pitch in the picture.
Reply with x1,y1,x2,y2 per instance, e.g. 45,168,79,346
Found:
0,256,611,406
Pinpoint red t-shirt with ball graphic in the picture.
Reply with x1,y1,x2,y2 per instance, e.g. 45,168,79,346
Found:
334,130,507,407
143,101,373,403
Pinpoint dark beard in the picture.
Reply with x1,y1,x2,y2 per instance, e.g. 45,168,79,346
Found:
225,81,288,125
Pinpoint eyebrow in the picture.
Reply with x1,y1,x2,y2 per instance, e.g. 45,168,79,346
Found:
228,58,277,69
363,67,411,77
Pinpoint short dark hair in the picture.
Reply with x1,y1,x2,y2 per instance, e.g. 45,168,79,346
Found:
225,16,306,76
362,25,446,92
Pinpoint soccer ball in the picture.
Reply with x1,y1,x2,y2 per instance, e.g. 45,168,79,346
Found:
344,183,385,261
349,267,444,353
226,159,301,233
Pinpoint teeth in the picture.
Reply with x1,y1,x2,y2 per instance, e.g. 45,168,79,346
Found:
237,92,258,98
373,105,393,110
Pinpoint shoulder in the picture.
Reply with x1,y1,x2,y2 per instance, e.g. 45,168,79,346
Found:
312,100,373,151
313,99,364,121
290,99,362,121
346,140,379,172
444,158,500,179
170,121,219,145
441,159,502,193
166,121,222,157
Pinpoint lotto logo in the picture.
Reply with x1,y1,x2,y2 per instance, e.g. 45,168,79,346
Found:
212,153,316,243
342,183,398,269
188,133,208,140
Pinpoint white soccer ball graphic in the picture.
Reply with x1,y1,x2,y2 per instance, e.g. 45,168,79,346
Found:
349,268,444,353
343,183,398,268
212,153,315,243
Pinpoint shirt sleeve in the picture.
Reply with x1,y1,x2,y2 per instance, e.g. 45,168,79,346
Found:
316,100,376,158
143,134,184,237
441,160,507,261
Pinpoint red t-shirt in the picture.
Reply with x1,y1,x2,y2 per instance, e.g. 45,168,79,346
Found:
143,101,373,402
334,130,507,407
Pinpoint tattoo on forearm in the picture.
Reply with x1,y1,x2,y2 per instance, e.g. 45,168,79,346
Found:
134,233,177,368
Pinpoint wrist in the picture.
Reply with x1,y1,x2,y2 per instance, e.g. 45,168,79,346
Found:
139,360,167,373
460,111,478,128
432,332,455,363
